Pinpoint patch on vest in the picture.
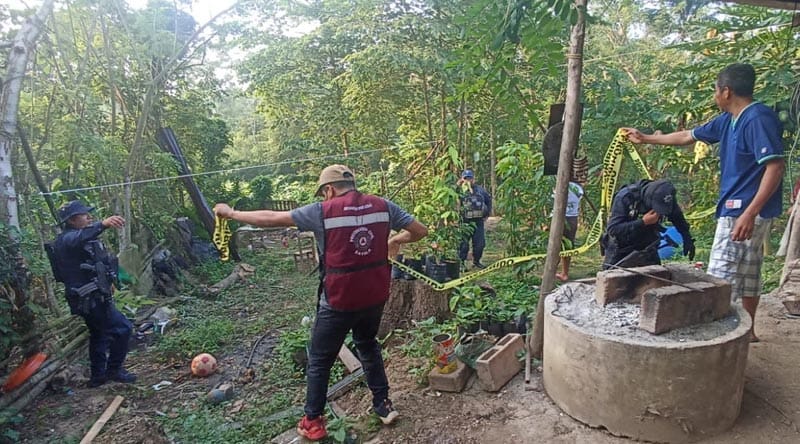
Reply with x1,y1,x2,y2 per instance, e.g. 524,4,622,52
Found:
350,227,375,256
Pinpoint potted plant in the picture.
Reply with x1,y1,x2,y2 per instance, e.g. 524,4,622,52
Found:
450,285,497,336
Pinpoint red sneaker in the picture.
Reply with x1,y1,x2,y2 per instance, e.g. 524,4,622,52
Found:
297,415,327,441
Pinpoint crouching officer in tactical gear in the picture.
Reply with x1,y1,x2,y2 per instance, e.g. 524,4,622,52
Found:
48,200,136,387
601,179,695,270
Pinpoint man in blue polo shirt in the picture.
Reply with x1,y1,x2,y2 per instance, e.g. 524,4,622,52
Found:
623,63,784,343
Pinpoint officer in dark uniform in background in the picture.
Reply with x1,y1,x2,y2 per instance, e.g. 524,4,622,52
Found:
457,169,492,269
50,200,136,387
602,179,695,270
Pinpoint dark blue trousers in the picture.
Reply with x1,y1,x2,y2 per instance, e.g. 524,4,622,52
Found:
304,303,388,418
80,299,133,379
459,219,486,264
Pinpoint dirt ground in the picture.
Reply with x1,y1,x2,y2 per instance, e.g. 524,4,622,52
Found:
15,291,800,444
336,291,800,444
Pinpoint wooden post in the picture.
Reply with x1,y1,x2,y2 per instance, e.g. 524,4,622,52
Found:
530,0,588,359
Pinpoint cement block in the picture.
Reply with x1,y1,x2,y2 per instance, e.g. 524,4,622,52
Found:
596,265,671,306
476,333,523,392
428,360,472,392
639,281,731,334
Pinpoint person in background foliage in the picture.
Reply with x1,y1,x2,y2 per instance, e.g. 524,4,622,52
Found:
457,169,492,269
601,179,695,270
556,180,584,281
48,201,135,388
214,165,428,442
624,63,785,342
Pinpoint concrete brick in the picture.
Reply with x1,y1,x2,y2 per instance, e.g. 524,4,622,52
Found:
595,265,671,306
476,333,524,392
639,281,732,334
664,264,730,288
428,360,472,392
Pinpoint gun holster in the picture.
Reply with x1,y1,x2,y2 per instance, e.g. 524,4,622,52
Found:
69,282,104,316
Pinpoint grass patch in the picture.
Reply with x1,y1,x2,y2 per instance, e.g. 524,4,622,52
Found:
156,248,322,442
155,316,236,359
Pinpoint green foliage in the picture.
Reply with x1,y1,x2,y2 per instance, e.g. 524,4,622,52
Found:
326,415,357,443
156,316,236,359
0,298,18,359
449,285,493,324
394,316,452,385
274,326,310,367
395,316,451,360
250,176,274,206
1,410,24,442
450,276,537,326
404,144,475,259
495,141,553,256
0,223,54,360
6,1,800,439
491,274,540,321
113,289,157,318
192,259,237,285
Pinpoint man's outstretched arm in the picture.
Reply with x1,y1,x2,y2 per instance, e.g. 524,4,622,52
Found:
623,128,694,146
213,203,295,228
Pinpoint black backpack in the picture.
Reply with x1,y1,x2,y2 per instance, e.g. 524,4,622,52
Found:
461,188,487,219
44,242,65,283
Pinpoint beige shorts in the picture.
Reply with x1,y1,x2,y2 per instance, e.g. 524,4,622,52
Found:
707,216,772,301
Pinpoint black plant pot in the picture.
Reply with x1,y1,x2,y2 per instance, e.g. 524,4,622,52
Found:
427,263,448,283
443,258,460,280
487,321,503,338
457,322,480,337
501,321,518,336
391,254,404,279
404,258,423,280
424,254,435,275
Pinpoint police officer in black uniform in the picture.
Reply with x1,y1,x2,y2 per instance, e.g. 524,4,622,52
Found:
457,169,492,269
602,179,695,270
51,201,136,387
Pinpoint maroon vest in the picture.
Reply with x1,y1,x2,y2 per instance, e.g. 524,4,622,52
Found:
322,191,391,310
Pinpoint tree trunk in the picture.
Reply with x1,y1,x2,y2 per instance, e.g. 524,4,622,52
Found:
440,84,447,144
490,124,497,215
531,0,588,359
379,280,451,338
457,94,465,160
421,72,434,148
0,0,55,228
17,125,58,223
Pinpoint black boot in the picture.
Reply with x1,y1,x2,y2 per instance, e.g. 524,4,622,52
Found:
88,376,107,388
108,368,137,383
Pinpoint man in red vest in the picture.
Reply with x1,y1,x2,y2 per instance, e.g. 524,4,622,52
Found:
214,165,428,441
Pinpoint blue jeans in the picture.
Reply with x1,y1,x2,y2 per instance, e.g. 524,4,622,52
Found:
305,303,388,418
459,219,486,264
80,299,133,379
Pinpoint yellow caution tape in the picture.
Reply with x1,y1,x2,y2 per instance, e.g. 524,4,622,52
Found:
685,140,716,220
693,140,711,164
389,209,609,290
685,206,716,220
394,129,657,290
213,214,232,261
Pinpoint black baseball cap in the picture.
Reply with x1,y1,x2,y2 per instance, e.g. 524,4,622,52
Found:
648,180,676,215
